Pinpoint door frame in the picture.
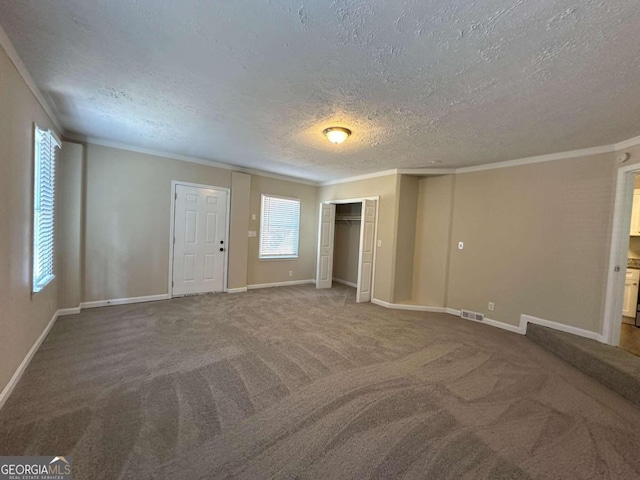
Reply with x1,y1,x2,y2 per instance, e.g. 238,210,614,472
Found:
316,196,380,300
603,164,640,345
168,180,231,298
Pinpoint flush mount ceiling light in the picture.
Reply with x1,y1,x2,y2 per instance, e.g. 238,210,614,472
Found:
323,127,351,144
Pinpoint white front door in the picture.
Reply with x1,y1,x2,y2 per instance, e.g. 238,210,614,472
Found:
356,199,376,302
316,203,336,288
173,184,228,296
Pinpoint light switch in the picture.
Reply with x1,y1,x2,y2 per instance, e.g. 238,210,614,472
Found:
251,214,256,221
377,240,382,247
458,241,464,250
248,231,257,237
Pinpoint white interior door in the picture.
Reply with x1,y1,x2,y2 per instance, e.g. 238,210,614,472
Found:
316,203,336,288
356,199,376,303
173,184,228,296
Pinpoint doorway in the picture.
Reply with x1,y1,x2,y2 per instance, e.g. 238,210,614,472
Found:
618,174,640,356
170,181,230,297
605,164,640,349
333,203,362,289
316,197,378,303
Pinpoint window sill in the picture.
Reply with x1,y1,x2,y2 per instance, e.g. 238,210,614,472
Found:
258,256,299,261
33,274,55,293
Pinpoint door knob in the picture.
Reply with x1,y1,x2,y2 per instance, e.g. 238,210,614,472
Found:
220,247,224,252
220,240,224,244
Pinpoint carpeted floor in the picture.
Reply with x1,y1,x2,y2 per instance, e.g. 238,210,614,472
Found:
1,285,640,479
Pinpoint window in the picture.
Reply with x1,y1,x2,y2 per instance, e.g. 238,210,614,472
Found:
259,194,300,259
33,125,61,292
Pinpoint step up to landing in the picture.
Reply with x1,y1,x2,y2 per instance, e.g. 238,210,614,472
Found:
526,324,640,407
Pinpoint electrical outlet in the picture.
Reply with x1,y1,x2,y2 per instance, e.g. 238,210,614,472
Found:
251,214,256,221
488,302,495,311
248,230,257,237
289,270,293,277
458,241,464,250
377,240,382,247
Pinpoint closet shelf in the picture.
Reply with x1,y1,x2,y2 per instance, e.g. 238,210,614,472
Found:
336,215,361,223
336,215,362,226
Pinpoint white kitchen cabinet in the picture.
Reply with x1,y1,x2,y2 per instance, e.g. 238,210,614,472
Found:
630,190,640,236
622,269,639,319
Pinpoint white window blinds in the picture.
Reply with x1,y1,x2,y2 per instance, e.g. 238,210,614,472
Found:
259,194,300,259
33,125,61,293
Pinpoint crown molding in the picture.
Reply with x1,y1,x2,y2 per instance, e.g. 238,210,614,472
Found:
320,169,399,186
456,135,640,175
614,135,640,151
320,134,640,187
455,144,616,174
61,133,640,190
64,134,319,186
397,168,456,175
0,25,64,134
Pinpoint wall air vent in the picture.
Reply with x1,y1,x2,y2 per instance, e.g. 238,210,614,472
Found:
460,309,484,321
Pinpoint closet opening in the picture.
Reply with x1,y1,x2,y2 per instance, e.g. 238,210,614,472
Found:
316,197,379,303
333,203,362,289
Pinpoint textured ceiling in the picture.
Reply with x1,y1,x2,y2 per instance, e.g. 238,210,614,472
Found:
1,0,640,182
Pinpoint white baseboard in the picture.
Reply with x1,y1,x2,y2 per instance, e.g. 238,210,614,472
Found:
57,306,81,316
483,317,525,335
247,279,315,290
80,293,170,309
443,308,605,341
447,306,526,335
0,309,59,410
520,314,605,342
369,301,526,338
371,298,447,313
333,278,357,288
227,287,248,294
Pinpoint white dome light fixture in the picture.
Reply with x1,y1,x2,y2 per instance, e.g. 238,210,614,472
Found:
323,127,351,144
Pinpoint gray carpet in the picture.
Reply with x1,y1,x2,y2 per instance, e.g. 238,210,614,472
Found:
1,285,640,479
526,323,640,407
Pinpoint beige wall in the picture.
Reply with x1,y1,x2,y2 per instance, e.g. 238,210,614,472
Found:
83,144,319,299
319,174,398,303
0,46,61,396
393,175,419,303
229,172,251,290
57,142,84,309
318,150,629,335
247,176,318,285
446,153,616,332
333,222,360,285
412,175,455,307
83,144,233,301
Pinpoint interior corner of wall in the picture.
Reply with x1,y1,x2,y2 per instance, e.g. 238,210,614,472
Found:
442,174,457,307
